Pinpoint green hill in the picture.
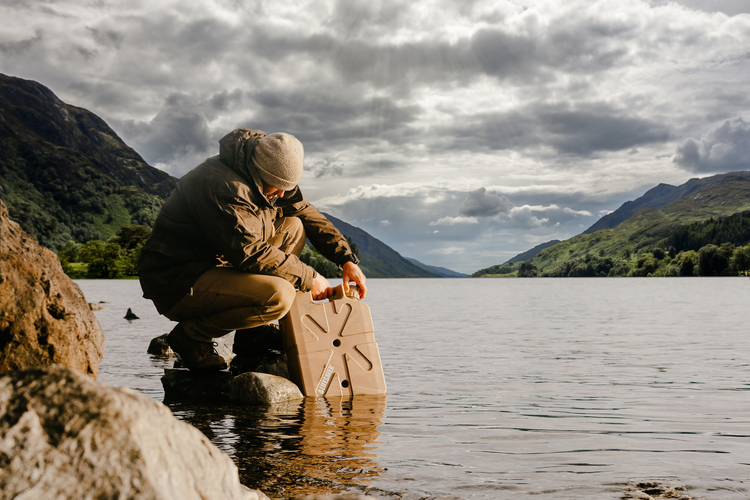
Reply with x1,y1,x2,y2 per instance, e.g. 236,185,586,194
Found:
473,171,750,277
0,74,177,249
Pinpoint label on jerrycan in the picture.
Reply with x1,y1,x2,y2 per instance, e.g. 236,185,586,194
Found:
280,285,387,397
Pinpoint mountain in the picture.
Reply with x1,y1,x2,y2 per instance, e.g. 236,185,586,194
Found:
505,239,561,263
406,258,467,277
583,172,747,234
0,74,177,249
323,213,440,278
525,171,750,272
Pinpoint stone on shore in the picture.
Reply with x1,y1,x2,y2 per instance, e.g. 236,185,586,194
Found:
0,200,104,378
0,365,268,500
229,372,303,404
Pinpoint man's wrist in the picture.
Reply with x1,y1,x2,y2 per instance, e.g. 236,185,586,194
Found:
339,253,359,269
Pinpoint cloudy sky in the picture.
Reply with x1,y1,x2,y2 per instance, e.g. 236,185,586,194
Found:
2,0,750,273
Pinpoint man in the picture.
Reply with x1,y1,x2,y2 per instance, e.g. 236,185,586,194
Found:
138,129,366,370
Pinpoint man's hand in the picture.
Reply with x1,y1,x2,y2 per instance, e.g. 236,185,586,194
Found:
342,261,367,299
311,272,334,300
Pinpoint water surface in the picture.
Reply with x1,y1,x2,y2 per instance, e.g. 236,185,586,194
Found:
79,278,750,499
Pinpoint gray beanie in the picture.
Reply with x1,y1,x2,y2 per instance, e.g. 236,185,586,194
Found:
251,133,304,191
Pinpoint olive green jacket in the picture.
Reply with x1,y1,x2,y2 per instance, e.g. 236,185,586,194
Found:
138,129,355,314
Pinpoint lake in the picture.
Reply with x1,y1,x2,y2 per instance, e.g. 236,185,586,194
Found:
78,278,750,499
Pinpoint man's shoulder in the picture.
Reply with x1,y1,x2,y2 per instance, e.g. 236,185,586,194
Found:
183,156,255,198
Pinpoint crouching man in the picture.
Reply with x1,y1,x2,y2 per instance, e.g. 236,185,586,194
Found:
138,129,366,370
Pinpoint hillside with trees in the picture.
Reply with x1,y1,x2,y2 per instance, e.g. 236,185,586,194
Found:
0,74,176,250
473,172,750,278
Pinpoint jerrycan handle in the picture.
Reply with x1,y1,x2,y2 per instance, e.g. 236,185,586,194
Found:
329,283,360,301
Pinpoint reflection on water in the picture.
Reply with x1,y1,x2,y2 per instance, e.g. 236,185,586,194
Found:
169,396,387,497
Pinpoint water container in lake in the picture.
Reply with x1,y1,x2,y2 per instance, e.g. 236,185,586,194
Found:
280,284,387,397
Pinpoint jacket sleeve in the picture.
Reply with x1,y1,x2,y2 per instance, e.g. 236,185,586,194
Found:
196,185,317,291
280,187,356,266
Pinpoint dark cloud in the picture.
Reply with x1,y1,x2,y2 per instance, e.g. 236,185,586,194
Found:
117,93,212,166
674,117,750,173
86,27,124,49
244,88,422,153
441,102,670,156
309,156,344,178
459,187,514,217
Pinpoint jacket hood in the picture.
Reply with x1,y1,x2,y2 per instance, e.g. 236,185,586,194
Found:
218,128,268,200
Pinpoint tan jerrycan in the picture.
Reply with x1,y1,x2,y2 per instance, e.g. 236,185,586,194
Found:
279,284,387,397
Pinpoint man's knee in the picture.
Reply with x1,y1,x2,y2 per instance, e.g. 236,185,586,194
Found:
265,280,296,321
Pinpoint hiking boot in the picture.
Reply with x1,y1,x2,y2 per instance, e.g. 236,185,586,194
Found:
166,324,227,371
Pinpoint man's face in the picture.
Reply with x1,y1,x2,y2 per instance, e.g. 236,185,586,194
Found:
262,183,285,205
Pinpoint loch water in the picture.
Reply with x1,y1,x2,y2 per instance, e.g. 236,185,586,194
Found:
78,278,750,499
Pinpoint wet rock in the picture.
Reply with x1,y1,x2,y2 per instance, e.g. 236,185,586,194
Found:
229,372,303,404
622,482,695,499
0,200,104,378
162,368,234,401
148,333,175,357
0,365,269,500
124,307,139,320
88,302,106,311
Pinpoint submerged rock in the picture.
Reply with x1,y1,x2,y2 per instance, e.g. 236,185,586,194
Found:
147,333,175,357
88,302,106,311
0,200,104,378
124,307,139,320
229,372,303,404
0,365,268,500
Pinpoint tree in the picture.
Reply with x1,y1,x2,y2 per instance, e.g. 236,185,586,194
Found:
78,240,123,278
517,262,539,277
731,245,750,275
113,225,152,250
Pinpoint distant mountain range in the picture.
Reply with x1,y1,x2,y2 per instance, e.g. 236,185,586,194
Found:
474,170,750,275
324,214,450,278
0,74,461,279
406,258,468,277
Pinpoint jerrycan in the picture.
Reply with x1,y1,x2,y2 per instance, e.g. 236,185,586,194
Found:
279,284,387,397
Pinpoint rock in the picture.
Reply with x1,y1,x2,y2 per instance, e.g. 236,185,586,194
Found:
162,369,303,405
0,200,104,378
124,307,139,320
162,368,234,401
288,495,378,500
0,365,269,500
147,333,175,357
88,302,106,311
229,372,303,405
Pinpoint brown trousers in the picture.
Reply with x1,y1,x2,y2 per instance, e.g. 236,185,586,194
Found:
164,217,305,342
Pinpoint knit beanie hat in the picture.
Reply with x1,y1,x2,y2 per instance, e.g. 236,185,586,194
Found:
251,133,304,191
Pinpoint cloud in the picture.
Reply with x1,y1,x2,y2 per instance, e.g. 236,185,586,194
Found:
428,246,465,255
429,216,479,226
459,187,513,217
673,117,750,173
508,206,550,227
309,156,344,178
116,93,213,172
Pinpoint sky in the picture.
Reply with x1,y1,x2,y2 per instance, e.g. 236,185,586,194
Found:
1,0,750,273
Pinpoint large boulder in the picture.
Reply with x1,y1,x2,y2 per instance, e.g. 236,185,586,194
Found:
0,200,104,378
0,365,268,500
